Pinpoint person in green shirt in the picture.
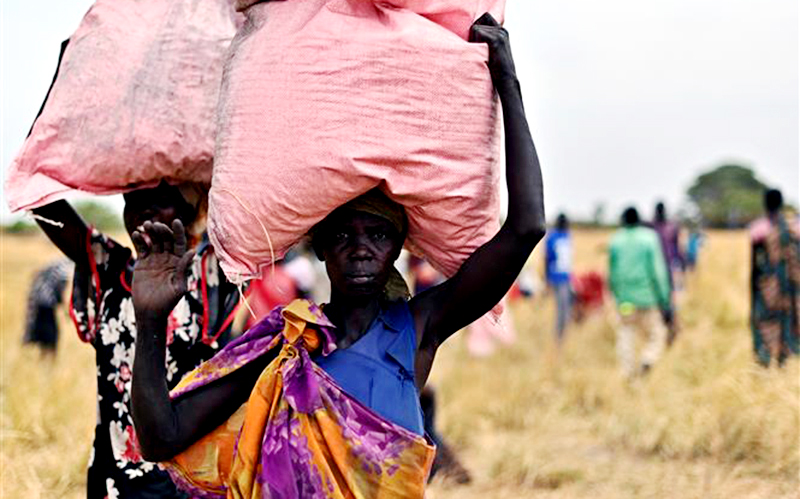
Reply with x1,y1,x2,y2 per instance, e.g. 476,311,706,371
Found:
608,207,671,378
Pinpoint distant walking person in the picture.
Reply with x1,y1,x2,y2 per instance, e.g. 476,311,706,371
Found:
684,228,705,272
609,207,671,378
22,259,73,359
651,202,682,343
652,202,684,281
545,213,573,343
749,189,800,366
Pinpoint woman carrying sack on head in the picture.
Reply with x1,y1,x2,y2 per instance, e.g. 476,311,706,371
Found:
130,14,545,498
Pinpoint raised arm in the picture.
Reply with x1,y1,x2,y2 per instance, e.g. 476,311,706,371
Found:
32,201,92,269
130,220,273,461
411,14,546,353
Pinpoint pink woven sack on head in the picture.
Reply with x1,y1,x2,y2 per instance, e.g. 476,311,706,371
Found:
210,0,506,284
5,0,240,212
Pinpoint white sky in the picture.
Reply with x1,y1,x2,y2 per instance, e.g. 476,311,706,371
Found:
2,0,798,223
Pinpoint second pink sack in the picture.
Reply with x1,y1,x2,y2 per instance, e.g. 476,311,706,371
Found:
210,0,506,284
5,0,240,212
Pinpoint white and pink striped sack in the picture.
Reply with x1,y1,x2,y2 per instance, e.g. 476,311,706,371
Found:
5,0,240,212
209,0,506,285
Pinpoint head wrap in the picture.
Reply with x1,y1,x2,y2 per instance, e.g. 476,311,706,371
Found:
337,189,408,238
313,189,410,301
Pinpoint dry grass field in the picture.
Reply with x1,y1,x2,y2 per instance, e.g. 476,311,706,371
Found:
1,229,798,498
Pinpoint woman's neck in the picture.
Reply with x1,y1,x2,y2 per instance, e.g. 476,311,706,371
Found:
326,293,382,348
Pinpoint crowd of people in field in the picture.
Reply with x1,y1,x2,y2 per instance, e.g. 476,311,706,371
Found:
21,187,799,497
541,192,798,377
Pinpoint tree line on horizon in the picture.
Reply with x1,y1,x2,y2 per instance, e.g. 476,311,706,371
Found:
579,164,793,229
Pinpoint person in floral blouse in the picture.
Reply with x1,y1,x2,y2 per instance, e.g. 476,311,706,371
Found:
32,183,239,498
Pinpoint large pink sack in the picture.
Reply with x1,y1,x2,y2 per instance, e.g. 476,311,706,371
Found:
210,0,505,284
5,0,240,212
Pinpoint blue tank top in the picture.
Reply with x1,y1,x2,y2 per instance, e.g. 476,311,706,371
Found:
315,300,424,435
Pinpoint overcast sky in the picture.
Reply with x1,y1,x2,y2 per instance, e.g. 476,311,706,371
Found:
2,0,798,223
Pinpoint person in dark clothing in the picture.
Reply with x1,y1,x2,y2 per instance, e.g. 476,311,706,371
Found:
749,189,800,366
651,202,682,345
22,259,73,359
32,186,239,499
25,39,239,498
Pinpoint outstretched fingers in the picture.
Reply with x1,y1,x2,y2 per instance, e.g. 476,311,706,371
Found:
141,221,180,256
131,230,151,259
172,219,188,257
151,222,174,255
141,221,162,254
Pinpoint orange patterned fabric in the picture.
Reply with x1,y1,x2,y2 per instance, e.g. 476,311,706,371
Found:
163,300,435,498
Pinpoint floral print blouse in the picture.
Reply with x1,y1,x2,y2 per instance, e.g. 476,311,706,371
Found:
70,230,239,498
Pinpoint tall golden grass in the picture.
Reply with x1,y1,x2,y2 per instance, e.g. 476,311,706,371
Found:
1,229,798,498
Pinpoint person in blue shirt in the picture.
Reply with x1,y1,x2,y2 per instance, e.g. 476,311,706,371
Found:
545,213,573,343
129,15,548,483
685,228,705,272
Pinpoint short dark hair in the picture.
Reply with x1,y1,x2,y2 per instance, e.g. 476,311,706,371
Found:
556,213,569,230
622,207,639,226
654,202,666,222
764,189,783,214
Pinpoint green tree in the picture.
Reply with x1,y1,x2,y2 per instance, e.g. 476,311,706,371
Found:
3,219,37,234
687,164,769,228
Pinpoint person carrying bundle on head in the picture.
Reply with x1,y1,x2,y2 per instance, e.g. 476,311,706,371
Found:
130,13,545,498
12,31,240,497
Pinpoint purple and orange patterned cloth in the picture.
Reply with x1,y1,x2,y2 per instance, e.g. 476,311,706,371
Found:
163,299,435,498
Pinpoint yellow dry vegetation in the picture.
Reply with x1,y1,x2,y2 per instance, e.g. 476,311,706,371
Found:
1,229,798,498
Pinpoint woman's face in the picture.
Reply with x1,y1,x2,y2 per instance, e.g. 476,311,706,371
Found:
319,211,403,300
122,187,194,239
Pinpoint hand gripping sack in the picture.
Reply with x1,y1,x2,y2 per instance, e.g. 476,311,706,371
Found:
209,0,505,283
5,0,240,212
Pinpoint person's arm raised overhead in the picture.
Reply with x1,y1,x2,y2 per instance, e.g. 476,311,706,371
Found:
130,220,274,461
31,201,91,270
411,13,546,372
